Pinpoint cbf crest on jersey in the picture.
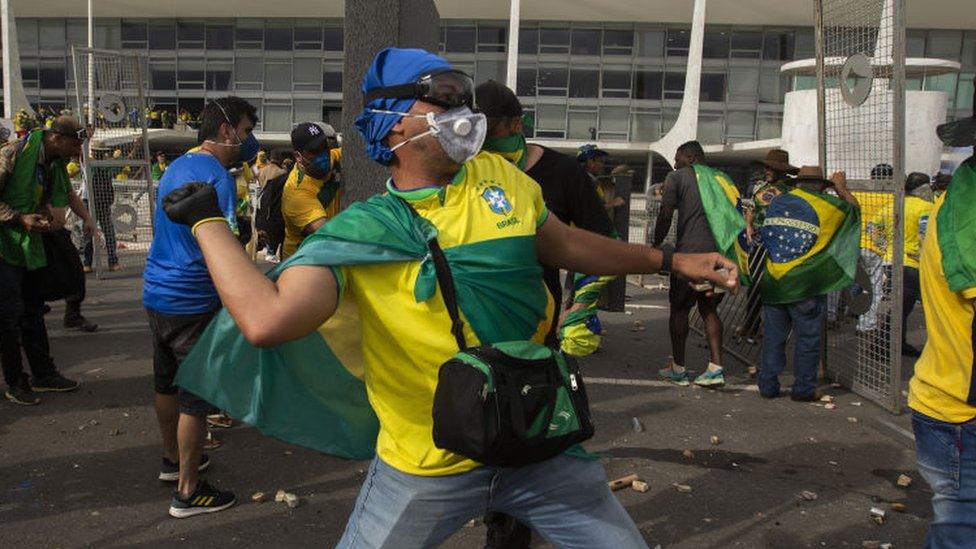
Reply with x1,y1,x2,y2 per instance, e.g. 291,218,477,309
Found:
481,185,513,215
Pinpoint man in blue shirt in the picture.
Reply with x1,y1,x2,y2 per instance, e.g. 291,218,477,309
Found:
143,96,258,519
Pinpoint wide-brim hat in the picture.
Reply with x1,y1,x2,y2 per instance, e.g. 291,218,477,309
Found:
794,165,832,186
937,117,976,148
761,149,798,174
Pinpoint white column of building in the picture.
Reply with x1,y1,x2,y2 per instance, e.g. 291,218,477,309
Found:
505,0,520,90
2,0,13,118
87,0,95,125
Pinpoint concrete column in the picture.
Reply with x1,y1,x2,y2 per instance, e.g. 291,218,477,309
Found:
341,0,440,204
1,0,32,118
505,0,520,90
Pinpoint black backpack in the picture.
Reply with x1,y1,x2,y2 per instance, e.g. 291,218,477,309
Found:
256,172,288,247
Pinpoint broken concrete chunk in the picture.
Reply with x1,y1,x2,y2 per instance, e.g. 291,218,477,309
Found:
682,449,695,459
673,483,693,493
251,491,267,503
847,417,859,423
896,474,913,488
824,403,837,410
799,490,818,501
710,435,721,445
869,507,886,525
631,417,645,433
284,493,301,508
275,489,287,503
631,480,650,493
820,395,835,403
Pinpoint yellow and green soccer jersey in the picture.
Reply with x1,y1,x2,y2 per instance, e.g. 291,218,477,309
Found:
281,163,342,259
909,193,976,423
332,151,554,476
852,191,894,261
903,195,933,269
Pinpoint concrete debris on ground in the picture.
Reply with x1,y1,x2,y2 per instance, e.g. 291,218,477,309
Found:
896,474,913,488
631,480,649,493
870,507,886,525
848,417,859,423
799,490,818,501
673,483,693,493
890,502,906,512
251,492,267,503
608,474,639,491
824,403,837,410
682,449,695,459
710,435,721,445
631,417,645,432
820,395,835,403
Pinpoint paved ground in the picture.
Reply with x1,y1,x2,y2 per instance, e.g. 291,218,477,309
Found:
1,272,929,548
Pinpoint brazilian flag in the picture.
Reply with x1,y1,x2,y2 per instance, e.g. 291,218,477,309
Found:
174,192,549,459
559,273,615,357
759,186,861,305
693,165,752,286
937,156,976,293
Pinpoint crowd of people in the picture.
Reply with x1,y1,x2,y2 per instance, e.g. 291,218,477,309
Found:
1,47,973,547
14,104,203,137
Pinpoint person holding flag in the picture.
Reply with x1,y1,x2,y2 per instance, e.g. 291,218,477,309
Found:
654,141,751,388
757,167,860,400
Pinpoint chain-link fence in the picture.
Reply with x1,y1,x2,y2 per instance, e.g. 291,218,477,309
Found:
818,0,905,412
71,47,154,276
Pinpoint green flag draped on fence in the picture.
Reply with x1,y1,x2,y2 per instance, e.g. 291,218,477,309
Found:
759,186,861,305
174,192,548,460
692,164,751,286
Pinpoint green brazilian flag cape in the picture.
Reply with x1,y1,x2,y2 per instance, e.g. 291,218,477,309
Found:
692,164,751,286
937,156,976,293
174,192,549,460
759,186,861,305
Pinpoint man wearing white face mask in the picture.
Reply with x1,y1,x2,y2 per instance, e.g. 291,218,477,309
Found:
159,49,738,545
143,96,258,518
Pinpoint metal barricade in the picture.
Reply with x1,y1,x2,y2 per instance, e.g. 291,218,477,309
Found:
71,47,154,276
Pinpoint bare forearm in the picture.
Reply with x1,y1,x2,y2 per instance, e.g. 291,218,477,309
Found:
541,224,663,275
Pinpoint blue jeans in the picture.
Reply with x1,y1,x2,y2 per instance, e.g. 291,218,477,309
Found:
913,411,976,548
337,454,648,548
759,296,826,398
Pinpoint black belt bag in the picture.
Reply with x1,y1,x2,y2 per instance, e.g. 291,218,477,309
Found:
422,233,594,467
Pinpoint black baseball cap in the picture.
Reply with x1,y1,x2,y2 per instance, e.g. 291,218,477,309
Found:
291,122,335,152
475,80,523,119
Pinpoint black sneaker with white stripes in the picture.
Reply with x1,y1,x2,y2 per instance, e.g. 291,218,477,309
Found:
169,480,235,518
159,454,211,482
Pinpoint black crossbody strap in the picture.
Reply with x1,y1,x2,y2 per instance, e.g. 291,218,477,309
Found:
398,198,468,351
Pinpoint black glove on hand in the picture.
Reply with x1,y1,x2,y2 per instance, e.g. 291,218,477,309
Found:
162,182,224,230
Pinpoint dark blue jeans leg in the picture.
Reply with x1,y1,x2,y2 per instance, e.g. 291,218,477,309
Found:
912,412,976,548
788,295,826,398
759,304,790,397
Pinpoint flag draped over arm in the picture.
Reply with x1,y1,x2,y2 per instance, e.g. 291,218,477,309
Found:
936,157,976,293
692,164,752,286
759,187,861,305
174,193,548,460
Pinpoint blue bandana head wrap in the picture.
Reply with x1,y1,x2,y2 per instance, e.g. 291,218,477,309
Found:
354,48,452,166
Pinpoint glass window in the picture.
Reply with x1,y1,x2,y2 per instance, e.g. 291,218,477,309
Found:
956,73,974,116
730,31,762,58
927,31,962,60
727,110,756,140
536,104,567,131
294,58,322,91
294,26,323,50
700,73,726,102
631,110,660,141
178,22,205,46
758,113,782,140
728,66,759,101
265,25,293,51
323,64,343,93
539,28,570,54
17,19,37,51
763,31,794,61
569,68,599,98
517,68,537,96
664,72,684,99
445,26,476,53
177,59,205,90
478,25,506,53
960,32,976,66
602,29,634,56
95,22,120,50
793,75,816,91
601,69,632,98
39,64,66,90
324,26,343,52
148,22,176,50
568,109,598,140
698,111,724,143
633,71,663,100
475,60,505,85
235,57,263,83
519,27,539,54
264,62,292,92
264,103,292,132
759,68,786,103
150,63,176,90
662,108,679,134
666,28,690,57
599,106,629,133
206,63,232,91
121,20,147,48
794,30,814,59
21,62,38,87
702,29,729,59
537,66,568,96
571,29,600,56
38,20,66,50
67,20,87,48
906,31,926,57
636,29,665,57
206,25,234,49
294,99,321,124
236,21,264,49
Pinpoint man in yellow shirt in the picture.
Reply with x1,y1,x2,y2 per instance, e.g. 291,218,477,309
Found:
161,48,738,547
280,122,342,259
902,172,934,357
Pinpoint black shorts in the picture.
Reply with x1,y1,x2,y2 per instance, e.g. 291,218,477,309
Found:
147,308,218,417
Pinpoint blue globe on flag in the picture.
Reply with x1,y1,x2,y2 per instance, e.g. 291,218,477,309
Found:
761,194,820,263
